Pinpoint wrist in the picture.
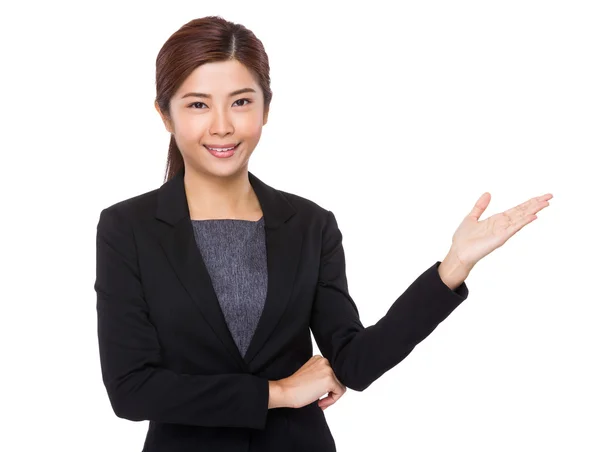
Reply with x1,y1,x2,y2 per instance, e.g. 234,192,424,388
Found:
268,380,288,409
439,249,472,291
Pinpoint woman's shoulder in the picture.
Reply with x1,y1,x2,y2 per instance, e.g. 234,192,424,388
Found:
97,186,159,227
276,189,336,231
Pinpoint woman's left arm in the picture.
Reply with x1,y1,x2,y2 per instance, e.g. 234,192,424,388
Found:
310,192,552,393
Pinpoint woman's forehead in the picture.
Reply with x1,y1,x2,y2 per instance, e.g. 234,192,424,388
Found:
177,60,258,95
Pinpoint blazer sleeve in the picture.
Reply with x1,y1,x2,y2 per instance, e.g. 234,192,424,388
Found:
310,210,469,392
95,206,270,429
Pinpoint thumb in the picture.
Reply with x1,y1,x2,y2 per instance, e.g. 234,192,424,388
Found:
468,192,491,221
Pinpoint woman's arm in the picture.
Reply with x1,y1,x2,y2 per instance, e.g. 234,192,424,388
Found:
309,210,469,392
95,207,273,429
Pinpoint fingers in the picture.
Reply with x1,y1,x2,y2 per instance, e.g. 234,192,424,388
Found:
507,193,553,219
315,359,347,410
503,193,552,236
506,211,538,236
318,384,346,410
318,393,335,410
318,372,347,411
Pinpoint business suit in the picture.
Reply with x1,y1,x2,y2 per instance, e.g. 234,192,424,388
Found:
95,166,469,451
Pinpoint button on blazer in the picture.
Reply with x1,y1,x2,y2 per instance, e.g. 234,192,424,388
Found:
94,166,469,452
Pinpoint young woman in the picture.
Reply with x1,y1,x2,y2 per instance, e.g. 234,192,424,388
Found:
94,16,552,452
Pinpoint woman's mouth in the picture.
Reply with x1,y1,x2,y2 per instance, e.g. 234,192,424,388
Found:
204,143,240,158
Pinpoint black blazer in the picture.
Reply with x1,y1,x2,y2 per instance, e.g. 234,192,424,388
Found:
95,166,469,452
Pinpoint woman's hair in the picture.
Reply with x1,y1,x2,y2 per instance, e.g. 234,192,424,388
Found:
155,16,273,183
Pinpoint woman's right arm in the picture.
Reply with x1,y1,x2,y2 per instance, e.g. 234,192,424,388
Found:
268,381,286,408
96,206,285,429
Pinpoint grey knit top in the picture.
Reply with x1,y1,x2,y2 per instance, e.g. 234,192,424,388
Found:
190,216,267,359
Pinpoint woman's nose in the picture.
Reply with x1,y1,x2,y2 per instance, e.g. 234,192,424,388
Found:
209,109,234,135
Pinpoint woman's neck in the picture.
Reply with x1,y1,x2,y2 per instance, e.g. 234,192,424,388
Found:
184,169,262,221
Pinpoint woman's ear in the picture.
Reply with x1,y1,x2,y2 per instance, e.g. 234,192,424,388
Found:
263,105,269,126
155,100,174,134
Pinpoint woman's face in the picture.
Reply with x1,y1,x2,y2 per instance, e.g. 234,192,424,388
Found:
155,59,269,178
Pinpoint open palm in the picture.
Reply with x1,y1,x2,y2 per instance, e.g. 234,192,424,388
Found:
451,192,553,269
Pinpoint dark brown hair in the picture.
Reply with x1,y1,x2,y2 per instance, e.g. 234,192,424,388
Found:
155,16,273,183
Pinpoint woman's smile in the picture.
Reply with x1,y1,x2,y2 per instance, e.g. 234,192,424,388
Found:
204,142,240,158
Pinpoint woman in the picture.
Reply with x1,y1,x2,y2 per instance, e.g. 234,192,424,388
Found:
94,16,552,452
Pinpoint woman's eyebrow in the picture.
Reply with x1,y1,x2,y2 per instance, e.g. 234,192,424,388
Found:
180,88,256,99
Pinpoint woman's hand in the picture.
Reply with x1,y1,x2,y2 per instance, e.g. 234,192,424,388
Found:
278,355,346,411
449,192,553,270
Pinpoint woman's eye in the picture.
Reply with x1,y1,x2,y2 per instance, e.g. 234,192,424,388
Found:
188,99,252,109
234,98,252,107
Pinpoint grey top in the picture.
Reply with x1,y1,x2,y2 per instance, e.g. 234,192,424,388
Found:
191,216,267,359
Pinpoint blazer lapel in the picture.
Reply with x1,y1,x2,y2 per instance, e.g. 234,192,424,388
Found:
155,166,304,372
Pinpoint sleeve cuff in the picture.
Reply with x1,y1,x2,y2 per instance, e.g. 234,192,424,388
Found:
431,260,469,301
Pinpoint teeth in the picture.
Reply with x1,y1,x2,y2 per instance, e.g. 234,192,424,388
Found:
208,146,235,152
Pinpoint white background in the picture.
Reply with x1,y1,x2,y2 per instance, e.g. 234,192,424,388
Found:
2,1,599,451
